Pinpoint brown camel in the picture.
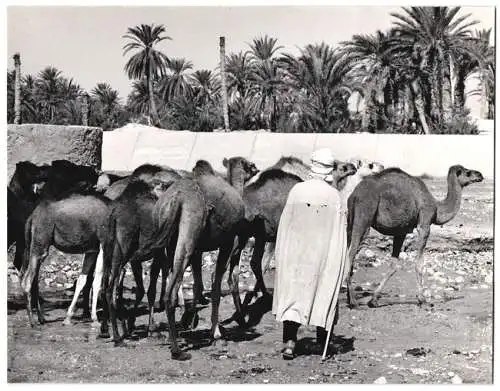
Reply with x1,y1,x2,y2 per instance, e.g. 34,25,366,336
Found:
345,165,484,309
223,156,357,310
121,159,254,360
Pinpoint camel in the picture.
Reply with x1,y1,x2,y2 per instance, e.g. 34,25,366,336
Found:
102,160,254,360
345,165,484,309
20,192,110,328
223,156,357,310
98,165,185,339
8,160,99,271
338,158,385,198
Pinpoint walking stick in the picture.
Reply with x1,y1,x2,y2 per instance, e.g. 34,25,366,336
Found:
321,325,332,361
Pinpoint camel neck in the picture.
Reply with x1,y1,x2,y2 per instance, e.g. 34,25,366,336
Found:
435,170,462,225
228,171,245,194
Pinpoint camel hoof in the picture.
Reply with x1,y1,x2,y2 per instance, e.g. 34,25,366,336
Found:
91,321,101,329
198,295,210,306
180,311,198,330
99,332,110,339
62,318,72,326
114,339,127,347
367,298,379,308
171,351,191,361
348,301,359,310
82,311,92,320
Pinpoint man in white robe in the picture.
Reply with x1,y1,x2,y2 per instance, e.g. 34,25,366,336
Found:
272,148,348,360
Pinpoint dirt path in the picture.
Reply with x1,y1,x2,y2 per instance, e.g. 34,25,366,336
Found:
7,179,493,384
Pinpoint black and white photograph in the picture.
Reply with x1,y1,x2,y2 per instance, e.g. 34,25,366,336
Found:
4,1,495,384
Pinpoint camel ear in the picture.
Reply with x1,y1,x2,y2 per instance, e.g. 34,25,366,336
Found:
456,169,462,177
222,158,229,168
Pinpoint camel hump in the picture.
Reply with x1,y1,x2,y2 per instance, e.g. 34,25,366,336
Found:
248,169,303,189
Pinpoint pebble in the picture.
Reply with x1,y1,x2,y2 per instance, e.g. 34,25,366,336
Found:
393,353,402,358
455,276,465,284
373,376,387,384
400,252,409,260
448,371,455,377
263,379,269,384
365,249,375,258
485,273,493,284
411,368,430,376
451,374,463,384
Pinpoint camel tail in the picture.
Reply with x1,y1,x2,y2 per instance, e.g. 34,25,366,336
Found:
102,212,120,283
149,196,183,251
21,214,34,275
346,195,355,247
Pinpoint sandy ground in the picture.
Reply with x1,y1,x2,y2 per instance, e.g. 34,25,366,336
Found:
7,178,493,384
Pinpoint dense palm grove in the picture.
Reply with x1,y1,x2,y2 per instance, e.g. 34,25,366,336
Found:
7,7,495,133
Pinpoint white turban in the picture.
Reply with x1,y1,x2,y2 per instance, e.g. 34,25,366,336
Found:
310,148,335,175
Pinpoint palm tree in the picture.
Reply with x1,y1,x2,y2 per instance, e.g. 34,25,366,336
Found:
123,23,170,126
219,36,230,131
159,57,193,102
126,78,153,118
390,6,479,126
280,43,353,132
190,69,220,105
90,82,122,130
340,30,400,131
247,35,284,131
225,51,254,100
33,66,65,123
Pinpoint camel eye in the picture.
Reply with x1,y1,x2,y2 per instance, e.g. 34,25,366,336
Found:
466,172,471,177
368,163,373,169
456,170,462,176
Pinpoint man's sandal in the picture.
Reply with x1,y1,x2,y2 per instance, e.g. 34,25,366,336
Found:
282,340,296,360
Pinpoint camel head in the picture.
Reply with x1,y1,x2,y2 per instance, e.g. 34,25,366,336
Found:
192,160,216,176
332,160,357,184
11,161,51,197
355,159,385,177
95,173,112,192
450,165,484,187
222,156,259,184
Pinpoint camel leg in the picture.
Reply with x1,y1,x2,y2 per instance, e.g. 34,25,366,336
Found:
227,238,246,327
414,222,431,305
346,228,370,309
63,273,89,326
180,251,203,330
244,235,267,309
191,251,209,305
80,253,96,320
63,252,97,325
21,249,47,327
147,252,164,336
127,260,145,333
107,260,125,346
211,243,233,341
368,234,406,308
261,241,275,274
90,247,104,327
164,242,195,361
116,266,129,337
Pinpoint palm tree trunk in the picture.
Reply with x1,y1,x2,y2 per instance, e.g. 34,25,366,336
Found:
272,94,277,132
13,53,21,125
147,72,160,127
411,79,430,134
454,69,466,111
480,73,488,119
449,53,455,110
219,36,230,131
